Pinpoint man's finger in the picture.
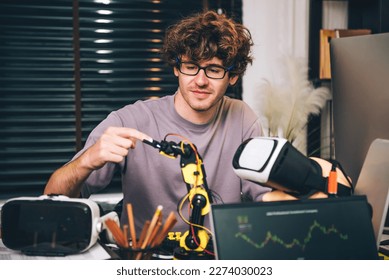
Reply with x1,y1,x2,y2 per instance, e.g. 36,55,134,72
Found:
105,127,152,142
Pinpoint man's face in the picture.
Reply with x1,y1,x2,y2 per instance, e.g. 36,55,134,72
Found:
173,56,238,114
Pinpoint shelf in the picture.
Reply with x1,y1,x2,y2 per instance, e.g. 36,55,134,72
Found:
319,28,371,80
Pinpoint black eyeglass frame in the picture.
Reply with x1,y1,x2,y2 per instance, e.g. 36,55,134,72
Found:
175,57,234,80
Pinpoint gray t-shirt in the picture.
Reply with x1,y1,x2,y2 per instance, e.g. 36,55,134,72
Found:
76,93,270,234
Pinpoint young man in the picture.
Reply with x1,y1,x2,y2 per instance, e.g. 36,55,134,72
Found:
44,10,271,234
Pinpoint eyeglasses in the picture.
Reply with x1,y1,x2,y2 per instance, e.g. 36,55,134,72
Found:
176,58,234,80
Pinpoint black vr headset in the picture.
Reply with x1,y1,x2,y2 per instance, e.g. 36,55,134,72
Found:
1,195,119,256
232,137,353,197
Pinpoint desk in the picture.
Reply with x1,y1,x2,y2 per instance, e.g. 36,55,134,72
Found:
1,239,387,260
1,197,387,260
0,239,115,260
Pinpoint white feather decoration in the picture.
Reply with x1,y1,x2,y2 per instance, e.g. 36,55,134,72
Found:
257,55,330,153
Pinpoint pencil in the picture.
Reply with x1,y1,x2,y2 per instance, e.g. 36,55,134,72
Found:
135,221,162,260
134,220,150,260
137,220,150,248
148,221,162,247
126,203,137,248
105,219,127,248
122,225,129,248
141,205,163,249
153,211,177,246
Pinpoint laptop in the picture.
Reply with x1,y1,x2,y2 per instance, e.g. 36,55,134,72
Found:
211,139,389,259
210,196,378,260
210,195,378,260
353,138,389,249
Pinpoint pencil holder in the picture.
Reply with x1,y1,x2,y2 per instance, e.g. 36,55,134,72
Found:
118,246,158,260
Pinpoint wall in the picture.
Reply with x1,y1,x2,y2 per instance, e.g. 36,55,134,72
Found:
241,0,309,113
241,0,310,151
241,0,349,156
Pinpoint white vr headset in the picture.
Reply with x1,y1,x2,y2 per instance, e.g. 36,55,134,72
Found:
232,137,352,197
1,195,119,256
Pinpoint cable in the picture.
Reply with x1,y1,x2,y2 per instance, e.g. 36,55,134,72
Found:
208,189,224,204
177,192,191,226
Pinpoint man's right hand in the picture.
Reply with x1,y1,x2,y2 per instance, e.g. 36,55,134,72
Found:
44,127,152,197
82,127,152,170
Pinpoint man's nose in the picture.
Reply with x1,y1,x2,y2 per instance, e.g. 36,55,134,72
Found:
194,68,208,85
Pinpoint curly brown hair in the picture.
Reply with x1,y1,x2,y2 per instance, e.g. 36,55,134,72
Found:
161,10,253,77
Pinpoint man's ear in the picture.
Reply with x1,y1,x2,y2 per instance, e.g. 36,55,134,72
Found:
229,75,239,86
173,67,179,77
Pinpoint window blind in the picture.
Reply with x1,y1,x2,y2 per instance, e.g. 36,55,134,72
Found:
0,0,242,198
0,1,75,196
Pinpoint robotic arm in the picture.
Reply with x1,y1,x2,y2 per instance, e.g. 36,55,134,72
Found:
143,136,213,258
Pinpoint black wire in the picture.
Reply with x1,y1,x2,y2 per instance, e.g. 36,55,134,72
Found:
208,189,224,204
329,159,355,193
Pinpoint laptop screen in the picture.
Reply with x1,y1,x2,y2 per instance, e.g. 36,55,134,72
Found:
210,196,377,259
